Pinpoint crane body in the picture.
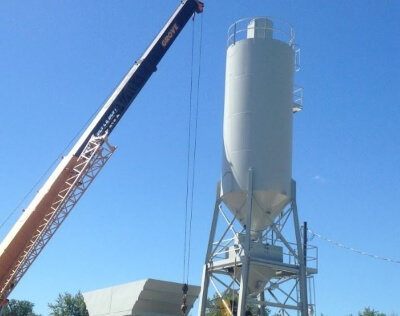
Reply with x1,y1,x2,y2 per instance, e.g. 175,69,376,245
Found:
0,0,203,308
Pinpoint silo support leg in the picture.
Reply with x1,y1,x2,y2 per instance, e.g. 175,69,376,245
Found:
198,184,222,316
237,168,253,316
291,180,308,316
198,265,210,316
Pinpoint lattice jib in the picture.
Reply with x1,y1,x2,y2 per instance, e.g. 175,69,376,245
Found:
0,135,115,299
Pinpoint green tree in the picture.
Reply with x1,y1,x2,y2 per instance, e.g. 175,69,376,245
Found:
48,292,88,316
2,299,40,316
358,307,386,316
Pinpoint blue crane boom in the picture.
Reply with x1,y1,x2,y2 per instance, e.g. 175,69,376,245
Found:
0,0,203,308
76,0,204,155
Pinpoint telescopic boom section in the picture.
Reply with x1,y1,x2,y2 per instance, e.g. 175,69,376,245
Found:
0,0,203,306
74,0,203,156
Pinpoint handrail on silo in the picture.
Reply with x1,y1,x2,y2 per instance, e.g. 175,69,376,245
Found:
284,243,318,270
293,44,301,72
233,22,237,45
227,17,296,47
293,86,304,113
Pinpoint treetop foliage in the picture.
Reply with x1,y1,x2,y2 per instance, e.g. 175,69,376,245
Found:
1,299,40,316
48,292,88,316
358,307,387,316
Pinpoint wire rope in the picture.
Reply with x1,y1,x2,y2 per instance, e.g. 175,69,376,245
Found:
182,12,203,285
186,12,203,283
182,13,196,284
308,228,400,264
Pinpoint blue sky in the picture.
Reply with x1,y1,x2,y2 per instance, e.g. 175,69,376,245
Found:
1,1,399,315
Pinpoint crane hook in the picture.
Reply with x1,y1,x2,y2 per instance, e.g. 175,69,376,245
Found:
181,283,189,315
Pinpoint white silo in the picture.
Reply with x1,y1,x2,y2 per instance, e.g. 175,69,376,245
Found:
199,17,317,316
221,17,294,232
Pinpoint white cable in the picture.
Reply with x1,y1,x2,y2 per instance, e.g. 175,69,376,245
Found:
308,228,400,264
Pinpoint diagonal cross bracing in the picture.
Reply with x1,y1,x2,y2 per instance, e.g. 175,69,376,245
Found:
0,135,115,300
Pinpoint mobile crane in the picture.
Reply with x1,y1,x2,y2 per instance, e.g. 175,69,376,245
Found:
0,0,203,311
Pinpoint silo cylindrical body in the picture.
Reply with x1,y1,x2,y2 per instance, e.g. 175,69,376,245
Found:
221,18,296,231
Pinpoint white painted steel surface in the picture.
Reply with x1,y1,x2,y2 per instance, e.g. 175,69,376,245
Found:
83,279,200,316
221,18,295,231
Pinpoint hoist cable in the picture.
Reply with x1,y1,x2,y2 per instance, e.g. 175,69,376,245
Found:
182,14,197,284
182,12,203,285
186,12,203,284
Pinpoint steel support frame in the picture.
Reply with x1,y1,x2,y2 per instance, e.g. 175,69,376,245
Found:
0,135,115,300
198,179,312,316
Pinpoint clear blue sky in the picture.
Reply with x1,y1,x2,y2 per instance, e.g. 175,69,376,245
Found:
1,1,399,315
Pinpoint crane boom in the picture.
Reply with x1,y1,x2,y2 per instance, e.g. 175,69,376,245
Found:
0,0,203,306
